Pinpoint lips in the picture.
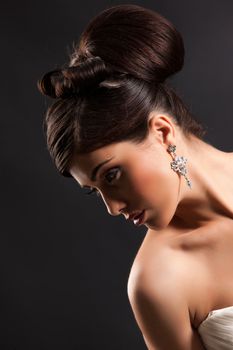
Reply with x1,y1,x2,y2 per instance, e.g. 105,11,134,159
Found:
128,210,144,221
133,210,145,226
128,210,145,226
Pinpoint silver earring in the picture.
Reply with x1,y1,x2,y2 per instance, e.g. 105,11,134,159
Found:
167,144,192,189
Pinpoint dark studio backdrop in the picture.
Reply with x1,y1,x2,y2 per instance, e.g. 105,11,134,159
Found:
1,0,233,349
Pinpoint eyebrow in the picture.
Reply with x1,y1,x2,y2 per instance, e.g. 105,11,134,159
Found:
89,156,115,182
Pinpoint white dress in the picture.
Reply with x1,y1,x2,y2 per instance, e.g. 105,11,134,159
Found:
197,306,233,349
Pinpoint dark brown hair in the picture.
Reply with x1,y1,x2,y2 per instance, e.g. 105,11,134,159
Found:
38,4,206,177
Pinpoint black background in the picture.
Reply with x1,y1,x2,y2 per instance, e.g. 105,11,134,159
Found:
1,0,233,349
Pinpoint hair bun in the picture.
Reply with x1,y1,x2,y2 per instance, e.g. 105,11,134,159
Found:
38,56,113,99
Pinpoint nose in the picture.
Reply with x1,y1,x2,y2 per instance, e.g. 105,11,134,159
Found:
100,192,126,217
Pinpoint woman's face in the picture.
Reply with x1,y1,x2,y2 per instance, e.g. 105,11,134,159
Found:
69,121,181,231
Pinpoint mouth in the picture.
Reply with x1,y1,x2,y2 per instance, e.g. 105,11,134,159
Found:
132,210,146,226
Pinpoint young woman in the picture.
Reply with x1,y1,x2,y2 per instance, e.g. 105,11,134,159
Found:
38,4,233,350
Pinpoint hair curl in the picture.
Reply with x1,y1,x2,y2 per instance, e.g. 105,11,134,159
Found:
38,4,206,177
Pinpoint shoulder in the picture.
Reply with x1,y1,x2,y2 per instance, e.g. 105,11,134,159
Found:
127,233,191,304
127,232,205,349
127,227,190,295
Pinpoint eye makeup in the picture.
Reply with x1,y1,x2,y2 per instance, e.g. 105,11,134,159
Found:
84,166,122,196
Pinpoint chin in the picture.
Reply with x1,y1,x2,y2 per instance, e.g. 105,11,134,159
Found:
145,214,173,231
145,220,165,231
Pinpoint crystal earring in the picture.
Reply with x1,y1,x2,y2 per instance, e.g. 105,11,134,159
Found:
167,144,192,189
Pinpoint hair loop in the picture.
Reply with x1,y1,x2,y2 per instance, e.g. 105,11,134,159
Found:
38,56,114,99
67,56,114,95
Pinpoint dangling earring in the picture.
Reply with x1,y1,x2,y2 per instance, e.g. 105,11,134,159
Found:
167,144,192,189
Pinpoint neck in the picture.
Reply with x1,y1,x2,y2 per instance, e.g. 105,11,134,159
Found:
171,134,233,229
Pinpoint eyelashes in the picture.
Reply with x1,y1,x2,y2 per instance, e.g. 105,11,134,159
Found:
105,167,121,183
84,167,121,197
85,188,100,196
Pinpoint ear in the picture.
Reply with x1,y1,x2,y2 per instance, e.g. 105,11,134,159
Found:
147,112,176,148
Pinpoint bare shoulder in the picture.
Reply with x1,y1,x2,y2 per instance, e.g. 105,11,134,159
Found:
127,232,206,349
127,218,233,347
127,228,194,306
127,227,193,293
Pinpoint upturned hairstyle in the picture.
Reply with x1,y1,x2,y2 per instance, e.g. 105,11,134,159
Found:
38,4,206,177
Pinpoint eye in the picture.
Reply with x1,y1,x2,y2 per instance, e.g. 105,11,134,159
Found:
104,167,121,184
84,167,121,197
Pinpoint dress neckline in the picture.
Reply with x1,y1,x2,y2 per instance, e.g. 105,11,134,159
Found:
199,305,233,327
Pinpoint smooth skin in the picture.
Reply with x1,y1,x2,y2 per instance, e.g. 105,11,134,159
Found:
69,111,233,349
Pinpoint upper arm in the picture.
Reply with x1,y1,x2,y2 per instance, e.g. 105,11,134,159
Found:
127,259,206,350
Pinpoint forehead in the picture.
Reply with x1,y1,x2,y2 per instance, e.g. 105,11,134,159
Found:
70,141,131,173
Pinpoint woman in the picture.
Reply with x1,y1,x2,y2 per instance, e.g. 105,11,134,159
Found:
38,4,233,350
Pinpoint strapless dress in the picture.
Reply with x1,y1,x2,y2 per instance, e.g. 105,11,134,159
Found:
197,306,233,349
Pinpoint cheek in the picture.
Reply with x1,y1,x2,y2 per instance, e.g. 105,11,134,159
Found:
128,157,180,228
129,154,171,195
134,165,173,200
